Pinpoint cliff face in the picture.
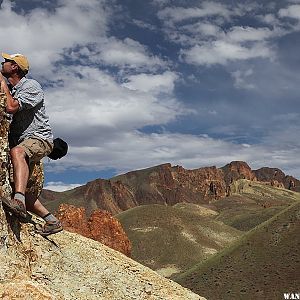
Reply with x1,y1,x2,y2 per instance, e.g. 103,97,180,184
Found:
55,204,131,257
254,167,300,190
83,179,137,215
42,163,229,216
112,163,222,206
171,165,226,202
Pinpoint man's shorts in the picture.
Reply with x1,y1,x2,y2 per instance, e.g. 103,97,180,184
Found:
9,138,53,183
18,138,53,163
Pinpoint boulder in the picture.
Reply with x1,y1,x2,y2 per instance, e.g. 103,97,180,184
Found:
56,204,132,256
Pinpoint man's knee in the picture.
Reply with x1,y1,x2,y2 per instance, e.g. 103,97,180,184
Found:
10,146,27,160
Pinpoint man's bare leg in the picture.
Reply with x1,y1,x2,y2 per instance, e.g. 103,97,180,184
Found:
26,195,62,236
25,193,49,217
10,146,29,195
1,146,29,217
26,192,61,233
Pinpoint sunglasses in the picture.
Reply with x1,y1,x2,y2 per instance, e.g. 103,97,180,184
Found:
1,59,15,65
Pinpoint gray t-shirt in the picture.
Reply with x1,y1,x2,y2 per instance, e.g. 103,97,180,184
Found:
9,77,53,145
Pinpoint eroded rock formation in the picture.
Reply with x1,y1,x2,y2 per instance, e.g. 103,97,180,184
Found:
55,203,131,256
254,167,300,191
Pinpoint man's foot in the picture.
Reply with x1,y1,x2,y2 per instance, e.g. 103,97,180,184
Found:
35,221,63,237
1,197,27,219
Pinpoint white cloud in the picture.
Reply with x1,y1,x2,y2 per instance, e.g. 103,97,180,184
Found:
227,26,274,42
0,0,108,75
257,13,278,25
157,2,299,67
0,0,165,75
47,131,249,172
46,66,187,133
181,40,273,66
98,38,165,69
185,22,222,37
158,2,231,25
279,4,300,19
44,181,82,192
231,69,255,90
132,19,157,31
122,71,178,94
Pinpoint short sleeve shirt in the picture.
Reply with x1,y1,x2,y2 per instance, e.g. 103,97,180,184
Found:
9,77,53,145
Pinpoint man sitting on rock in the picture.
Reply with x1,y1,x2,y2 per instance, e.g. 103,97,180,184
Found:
0,52,62,236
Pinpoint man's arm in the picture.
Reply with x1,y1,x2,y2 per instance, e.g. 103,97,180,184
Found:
0,73,19,114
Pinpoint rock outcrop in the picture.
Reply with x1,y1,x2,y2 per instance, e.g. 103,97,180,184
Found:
221,161,257,184
254,167,300,191
41,161,300,216
55,203,132,256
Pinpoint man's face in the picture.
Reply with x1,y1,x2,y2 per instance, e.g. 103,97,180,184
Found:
1,59,17,77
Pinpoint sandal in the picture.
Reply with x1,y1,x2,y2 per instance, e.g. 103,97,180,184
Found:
35,221,63,237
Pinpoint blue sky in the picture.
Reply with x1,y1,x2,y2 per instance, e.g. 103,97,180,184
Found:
1,0,300,191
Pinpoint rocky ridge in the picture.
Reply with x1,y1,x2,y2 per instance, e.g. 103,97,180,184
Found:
42,161,300,216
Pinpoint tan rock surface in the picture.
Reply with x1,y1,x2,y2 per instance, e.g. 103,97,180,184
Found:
0,219,205,300
0,279,54,300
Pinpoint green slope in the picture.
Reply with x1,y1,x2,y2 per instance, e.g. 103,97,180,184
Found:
213,179,300,231
116,204,242,277
174,201,300,300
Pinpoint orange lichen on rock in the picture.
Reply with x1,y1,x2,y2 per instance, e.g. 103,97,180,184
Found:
0,280,55,300
55,204,131,257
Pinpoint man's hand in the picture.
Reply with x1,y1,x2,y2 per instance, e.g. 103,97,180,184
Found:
0,72,7,91
0,72,5,82
0,75,19,113
0,71,5,82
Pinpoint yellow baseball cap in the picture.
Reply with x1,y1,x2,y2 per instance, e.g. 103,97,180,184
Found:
1,53,29,73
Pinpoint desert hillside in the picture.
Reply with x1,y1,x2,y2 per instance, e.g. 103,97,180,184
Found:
213,179,300,230
116,179,300,279
174,200,300,300
116,203,242,278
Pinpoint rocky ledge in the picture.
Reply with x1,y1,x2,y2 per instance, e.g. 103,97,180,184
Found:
0,213,205,300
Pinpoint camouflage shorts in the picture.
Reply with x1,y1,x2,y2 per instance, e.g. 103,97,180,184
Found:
9,138,51,197
17,138,53,163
